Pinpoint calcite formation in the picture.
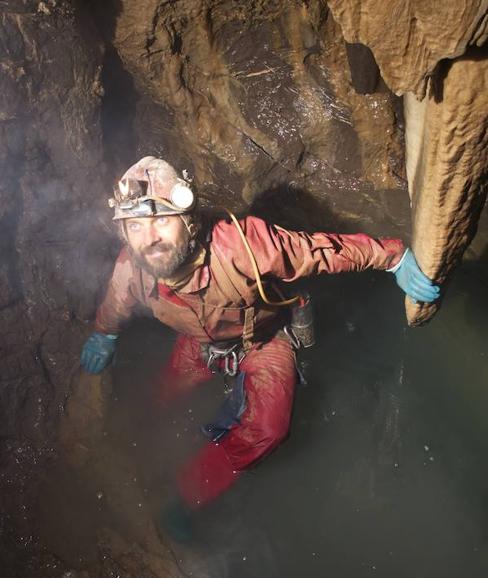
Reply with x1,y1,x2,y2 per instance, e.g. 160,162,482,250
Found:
328,0,488,325
404,56,488,325
327,0,488,99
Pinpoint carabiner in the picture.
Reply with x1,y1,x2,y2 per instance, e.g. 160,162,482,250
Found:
224,350,239,377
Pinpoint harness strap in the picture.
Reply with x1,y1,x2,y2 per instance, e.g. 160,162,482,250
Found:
242,306,254,352
211,247,256,351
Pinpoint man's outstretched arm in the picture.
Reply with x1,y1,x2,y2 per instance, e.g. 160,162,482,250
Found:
81,247,139,374
213,216,439,303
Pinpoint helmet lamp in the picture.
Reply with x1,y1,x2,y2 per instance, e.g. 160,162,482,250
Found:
170,181,194,210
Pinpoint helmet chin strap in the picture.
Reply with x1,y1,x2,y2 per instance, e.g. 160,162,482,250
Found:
178,214,198,254
179,214,195,237
121,219,129,243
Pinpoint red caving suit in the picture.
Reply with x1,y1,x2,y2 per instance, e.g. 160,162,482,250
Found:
95,216,404,508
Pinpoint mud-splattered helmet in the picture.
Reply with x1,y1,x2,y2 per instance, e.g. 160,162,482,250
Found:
109,156,195,220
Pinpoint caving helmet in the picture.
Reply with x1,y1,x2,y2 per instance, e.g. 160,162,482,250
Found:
108,156,196,220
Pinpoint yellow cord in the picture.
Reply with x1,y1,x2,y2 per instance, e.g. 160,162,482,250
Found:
225,209,299,307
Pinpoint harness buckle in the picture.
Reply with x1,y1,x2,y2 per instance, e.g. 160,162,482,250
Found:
206,343,241,377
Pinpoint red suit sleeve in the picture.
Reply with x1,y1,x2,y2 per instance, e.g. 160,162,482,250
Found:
94,246,139,335
213,216,405,282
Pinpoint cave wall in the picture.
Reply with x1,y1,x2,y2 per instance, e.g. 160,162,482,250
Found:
98,0,406,222
0,0,116,572
327,0,488,99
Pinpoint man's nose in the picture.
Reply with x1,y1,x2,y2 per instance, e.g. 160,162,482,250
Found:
143,222,162,245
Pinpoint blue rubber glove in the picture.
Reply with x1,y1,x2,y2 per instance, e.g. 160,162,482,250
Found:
80,331,118,374
391,249,440,304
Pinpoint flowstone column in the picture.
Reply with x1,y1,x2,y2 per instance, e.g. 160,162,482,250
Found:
404,54,488,325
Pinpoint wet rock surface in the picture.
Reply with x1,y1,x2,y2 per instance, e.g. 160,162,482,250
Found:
404,53,488,325
98,0,405,205
0,1,113,575
329,0,488,325
328,0,488,99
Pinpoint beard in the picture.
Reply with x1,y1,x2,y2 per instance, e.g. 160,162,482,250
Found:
129,239,192,278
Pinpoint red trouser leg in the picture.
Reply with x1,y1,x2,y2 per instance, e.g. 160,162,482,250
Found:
156,334,212,407
178,336,297,509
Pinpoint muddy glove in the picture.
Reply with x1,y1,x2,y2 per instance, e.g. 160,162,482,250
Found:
390,248,440,304
80,332,118,374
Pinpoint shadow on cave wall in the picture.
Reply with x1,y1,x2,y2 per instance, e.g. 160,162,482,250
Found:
85,0,193,190
249,182,351,233
84,0,138,173
99,48,138,171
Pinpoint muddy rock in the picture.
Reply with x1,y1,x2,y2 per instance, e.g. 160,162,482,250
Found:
0,0,115,573
98,528,188,578
328,0,488,99
104,0,404,205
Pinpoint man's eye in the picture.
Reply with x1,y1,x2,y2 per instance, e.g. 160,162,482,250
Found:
128,222,141,232
156,217,168,225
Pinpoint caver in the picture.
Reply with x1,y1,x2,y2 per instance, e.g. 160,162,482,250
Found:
81,156,440,541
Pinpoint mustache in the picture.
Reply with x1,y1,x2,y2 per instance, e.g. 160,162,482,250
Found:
142,242,174,256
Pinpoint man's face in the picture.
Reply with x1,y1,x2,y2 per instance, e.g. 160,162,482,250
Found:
124,215,191,278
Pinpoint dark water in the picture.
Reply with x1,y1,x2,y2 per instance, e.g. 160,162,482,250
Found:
37,254,488,577
103,256,488,578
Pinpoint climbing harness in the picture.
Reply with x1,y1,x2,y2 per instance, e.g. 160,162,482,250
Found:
201,371,247,441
